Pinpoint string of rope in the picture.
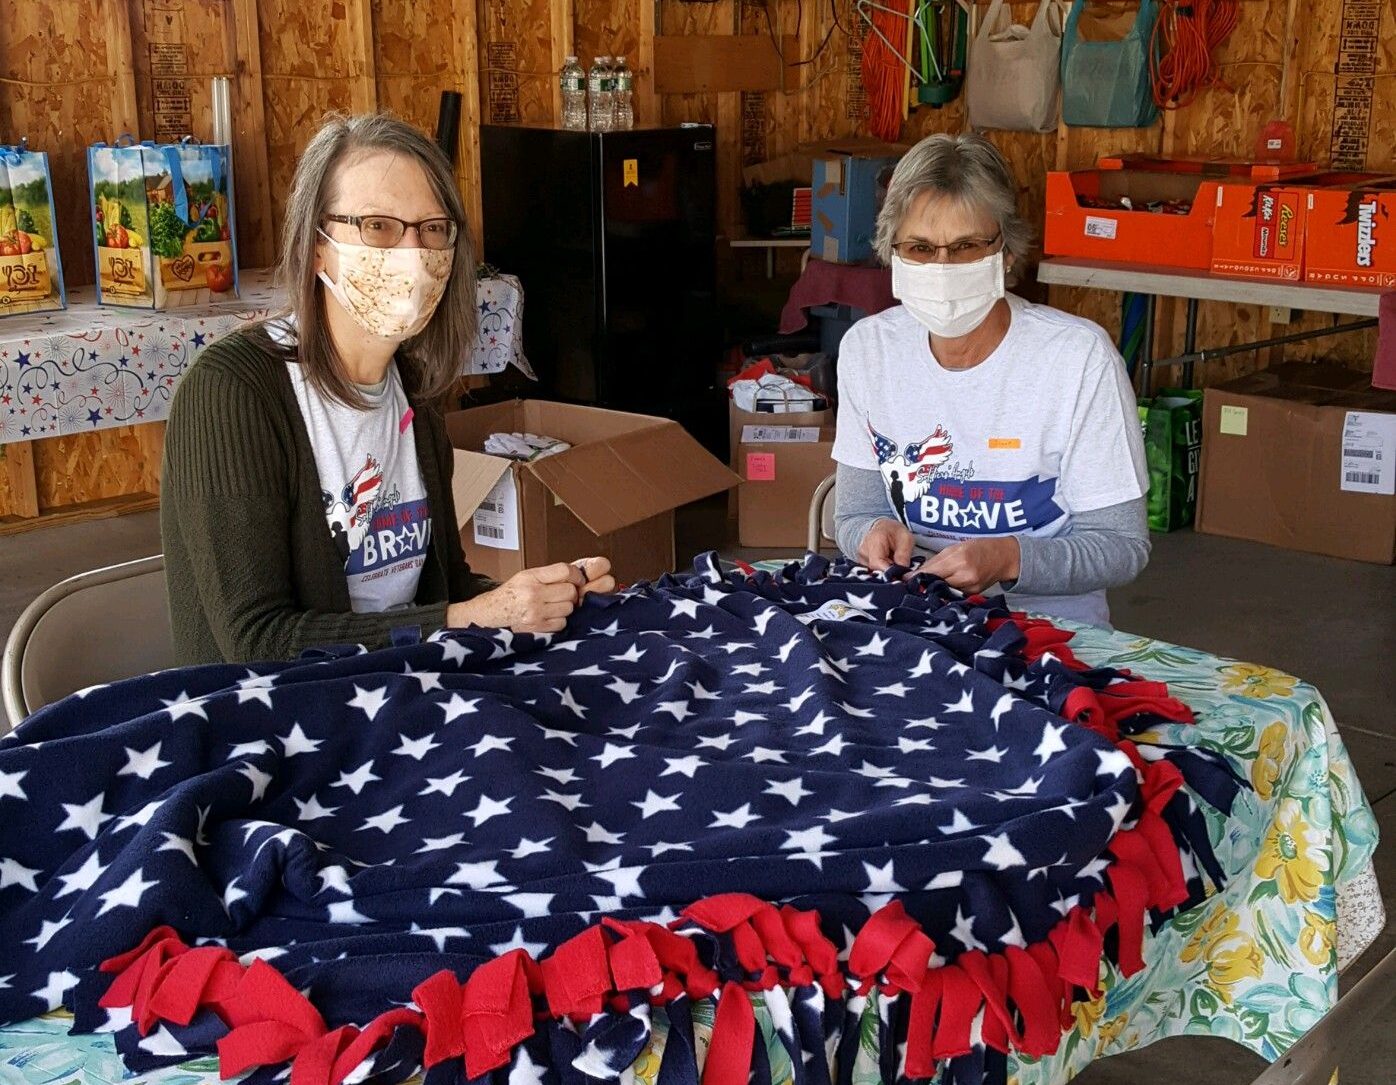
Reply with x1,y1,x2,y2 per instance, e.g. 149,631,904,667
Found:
1149,0,1239,109
861,0,910,140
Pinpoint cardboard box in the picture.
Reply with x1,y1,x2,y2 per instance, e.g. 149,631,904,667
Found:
1196,364,1396,564
1044,168,1218,269
729,404,835,548
1211,172,1393,282
446,400,740,585
811,141,906,264
1304,180,1396,288
87,140,238,309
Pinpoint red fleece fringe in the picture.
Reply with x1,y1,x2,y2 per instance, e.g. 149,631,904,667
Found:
95,616,1198,1085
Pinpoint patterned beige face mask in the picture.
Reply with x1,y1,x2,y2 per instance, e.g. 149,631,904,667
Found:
317,230,454,341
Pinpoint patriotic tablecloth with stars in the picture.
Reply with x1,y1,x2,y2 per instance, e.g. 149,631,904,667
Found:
0,556,1378,1085
0,269,528,445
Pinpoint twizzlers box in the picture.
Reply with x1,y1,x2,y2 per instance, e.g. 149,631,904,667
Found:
1305,183,1396,288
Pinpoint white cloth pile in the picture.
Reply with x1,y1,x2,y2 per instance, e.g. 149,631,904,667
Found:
729,373,824,413
484,432,571,462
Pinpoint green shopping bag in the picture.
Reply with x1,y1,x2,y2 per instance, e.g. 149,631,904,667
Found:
1138,388,1202,532
1061,0,1159,128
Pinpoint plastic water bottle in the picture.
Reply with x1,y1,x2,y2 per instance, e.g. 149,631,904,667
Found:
588,57,613,132
612,56,634,130
560,56,587,130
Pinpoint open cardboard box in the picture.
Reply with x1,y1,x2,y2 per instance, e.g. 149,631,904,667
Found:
1044,168,1218,269
446,400,740,585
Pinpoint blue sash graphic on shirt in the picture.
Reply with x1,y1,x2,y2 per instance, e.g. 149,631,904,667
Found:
899,474,1065,535
346,497,433,575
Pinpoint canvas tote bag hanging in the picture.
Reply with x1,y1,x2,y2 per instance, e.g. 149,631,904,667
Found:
966,0,1063,133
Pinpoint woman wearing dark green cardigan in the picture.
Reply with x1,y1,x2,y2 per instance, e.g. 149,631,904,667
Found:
162,114,613,665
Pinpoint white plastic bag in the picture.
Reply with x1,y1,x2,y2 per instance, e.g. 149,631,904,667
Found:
966,0,1063,133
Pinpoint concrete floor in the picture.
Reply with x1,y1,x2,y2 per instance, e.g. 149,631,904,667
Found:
0,509,1392,1083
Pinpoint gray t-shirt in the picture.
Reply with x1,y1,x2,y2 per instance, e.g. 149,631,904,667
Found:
832,295,1147,625
286,361,432,614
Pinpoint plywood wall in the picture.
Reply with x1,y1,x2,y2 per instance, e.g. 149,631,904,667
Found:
6,1,1392,287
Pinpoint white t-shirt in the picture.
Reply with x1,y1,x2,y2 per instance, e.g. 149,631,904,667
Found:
286,361,433,614
832,295,1147,625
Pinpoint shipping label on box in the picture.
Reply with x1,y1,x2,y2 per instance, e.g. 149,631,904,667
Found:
1341,411,1396,495
472,471,520,549
741,425,822,443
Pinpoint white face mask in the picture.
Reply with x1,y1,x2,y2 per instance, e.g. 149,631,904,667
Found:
317,229,453,341
891,249,1006,339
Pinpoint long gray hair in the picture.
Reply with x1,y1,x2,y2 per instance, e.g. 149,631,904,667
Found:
268,112,476,408
874,133,1033,265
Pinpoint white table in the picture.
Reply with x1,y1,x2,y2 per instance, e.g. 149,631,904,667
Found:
1038,257,1382,392
729,235,810,278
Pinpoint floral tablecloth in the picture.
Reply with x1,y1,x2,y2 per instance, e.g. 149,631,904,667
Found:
0,268,529,446
0,622,1381,1085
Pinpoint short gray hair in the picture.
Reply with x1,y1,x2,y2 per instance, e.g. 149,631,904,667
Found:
263,112,477,409
874,133,1033,265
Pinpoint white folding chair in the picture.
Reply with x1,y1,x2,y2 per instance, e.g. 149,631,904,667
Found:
1,555,173,732
807,473,837,554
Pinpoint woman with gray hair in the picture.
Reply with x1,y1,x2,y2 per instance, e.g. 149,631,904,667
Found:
161,114,613,664
831,133,1148,627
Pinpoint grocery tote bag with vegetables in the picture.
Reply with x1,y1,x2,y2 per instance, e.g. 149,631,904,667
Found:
0,141,66,316
87,137,238,309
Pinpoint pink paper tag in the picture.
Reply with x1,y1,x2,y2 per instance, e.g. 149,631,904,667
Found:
399,407,414,434
746,452,776,481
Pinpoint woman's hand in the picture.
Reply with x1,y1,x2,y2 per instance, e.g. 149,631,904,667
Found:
859,518,916,571
446,557,616,634
912,537,1020,594
574,556,616,598
447,562,586,634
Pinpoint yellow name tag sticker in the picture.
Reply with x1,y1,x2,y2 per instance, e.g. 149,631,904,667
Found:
1219,405,1249,436
623,159,639,187
988,437,1021,450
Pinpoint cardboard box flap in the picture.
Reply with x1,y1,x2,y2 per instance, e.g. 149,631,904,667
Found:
451,450,513,525
526,424,741,537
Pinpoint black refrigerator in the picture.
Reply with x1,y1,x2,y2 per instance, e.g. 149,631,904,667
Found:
481,124,721,448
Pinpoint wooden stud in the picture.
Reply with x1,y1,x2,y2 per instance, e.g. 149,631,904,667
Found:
637,0,658,125
227,0,275,269
103,0,142,136
452,0,486,254
2,443,39,520
344,0,378,113
550,0,574,121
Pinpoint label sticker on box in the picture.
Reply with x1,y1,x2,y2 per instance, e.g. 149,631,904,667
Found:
472,472,520,550
1340,411,1396,495
1219,405,1249,436
623,158,638,187
742,425,820,443
1084,216,1118,240
745,452,777,481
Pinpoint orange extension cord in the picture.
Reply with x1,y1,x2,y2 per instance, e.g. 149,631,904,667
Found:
862,0,910,141
1149,0,1239,109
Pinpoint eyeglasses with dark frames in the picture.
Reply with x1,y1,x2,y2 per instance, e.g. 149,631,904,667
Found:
321,213,458,250
891,232,1003,265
